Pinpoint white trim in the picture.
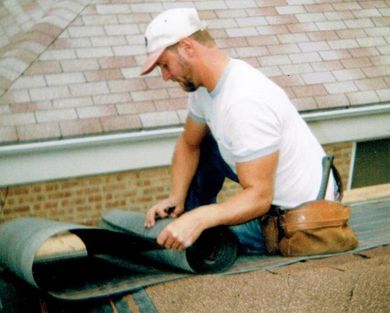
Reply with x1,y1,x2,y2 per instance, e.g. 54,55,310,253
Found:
1,103,390,187
301,103,390,144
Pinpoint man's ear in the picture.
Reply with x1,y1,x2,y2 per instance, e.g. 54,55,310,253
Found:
177,38,195,58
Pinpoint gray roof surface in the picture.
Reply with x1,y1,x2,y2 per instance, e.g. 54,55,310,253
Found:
0,0,389,144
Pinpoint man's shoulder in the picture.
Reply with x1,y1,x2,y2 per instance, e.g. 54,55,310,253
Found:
227,59,278,93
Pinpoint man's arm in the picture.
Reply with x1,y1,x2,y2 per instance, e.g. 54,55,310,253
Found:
157,151,279,250
144,116,208,227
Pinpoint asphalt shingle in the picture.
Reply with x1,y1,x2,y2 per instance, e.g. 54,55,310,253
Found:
0,0,389,143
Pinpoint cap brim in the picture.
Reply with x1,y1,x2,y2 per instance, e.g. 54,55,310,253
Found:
140,48,165,75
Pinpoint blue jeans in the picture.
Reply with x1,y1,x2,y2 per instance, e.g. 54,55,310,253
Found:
184,133,266,254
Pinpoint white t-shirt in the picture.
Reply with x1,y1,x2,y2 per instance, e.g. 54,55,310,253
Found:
188,59,335,208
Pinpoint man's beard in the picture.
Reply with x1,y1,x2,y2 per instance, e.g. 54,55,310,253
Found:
178,80,198,92
176,54,199,92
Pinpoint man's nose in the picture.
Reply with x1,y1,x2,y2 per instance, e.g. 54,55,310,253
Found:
161,68,172,81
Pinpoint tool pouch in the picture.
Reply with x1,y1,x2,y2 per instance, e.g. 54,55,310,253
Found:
260,200,359,257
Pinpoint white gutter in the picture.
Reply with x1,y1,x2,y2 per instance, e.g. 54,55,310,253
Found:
1,103,390,187
302,103,390,144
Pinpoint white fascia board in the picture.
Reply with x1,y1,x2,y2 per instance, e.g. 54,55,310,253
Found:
1,103,390,187
303,103,390,144
0,128,182,187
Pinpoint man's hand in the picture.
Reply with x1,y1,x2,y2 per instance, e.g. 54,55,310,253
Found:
144,197,184,228
156,209,206,250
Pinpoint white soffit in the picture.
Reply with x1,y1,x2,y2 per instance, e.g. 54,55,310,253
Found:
0,103,390,187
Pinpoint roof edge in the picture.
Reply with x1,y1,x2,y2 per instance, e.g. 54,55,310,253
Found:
1,103,390,187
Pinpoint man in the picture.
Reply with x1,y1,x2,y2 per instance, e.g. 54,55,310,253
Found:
141,8,336,254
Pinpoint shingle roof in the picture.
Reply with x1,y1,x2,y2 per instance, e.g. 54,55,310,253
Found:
0,0,389,144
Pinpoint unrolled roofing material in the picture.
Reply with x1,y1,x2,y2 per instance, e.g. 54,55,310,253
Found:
0,210,238,301
0,199,389,304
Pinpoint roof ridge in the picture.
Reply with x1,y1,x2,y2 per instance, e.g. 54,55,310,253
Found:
0,0,92,97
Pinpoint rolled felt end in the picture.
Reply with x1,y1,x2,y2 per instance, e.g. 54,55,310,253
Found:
186,226,238,273
100,209,239,274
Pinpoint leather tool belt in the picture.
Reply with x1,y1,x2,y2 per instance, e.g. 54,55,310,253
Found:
260,201,359,257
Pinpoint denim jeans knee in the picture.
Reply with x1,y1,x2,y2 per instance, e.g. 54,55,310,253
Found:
230,220,267,254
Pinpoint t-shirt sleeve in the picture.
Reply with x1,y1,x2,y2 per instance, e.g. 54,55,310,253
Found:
188,92,207,124
229,99,282,163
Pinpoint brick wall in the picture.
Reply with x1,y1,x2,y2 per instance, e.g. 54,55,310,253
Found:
323,141,353,192
0,142,353,225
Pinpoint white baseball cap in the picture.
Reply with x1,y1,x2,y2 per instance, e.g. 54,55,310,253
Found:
141,8,207,75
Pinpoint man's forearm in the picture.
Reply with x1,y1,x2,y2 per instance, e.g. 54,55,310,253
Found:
197,186,272,229
189,152,278,230
169,134,200,205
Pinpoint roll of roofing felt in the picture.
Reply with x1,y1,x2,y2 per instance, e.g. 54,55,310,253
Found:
0,211,238,301
100,210,238,274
